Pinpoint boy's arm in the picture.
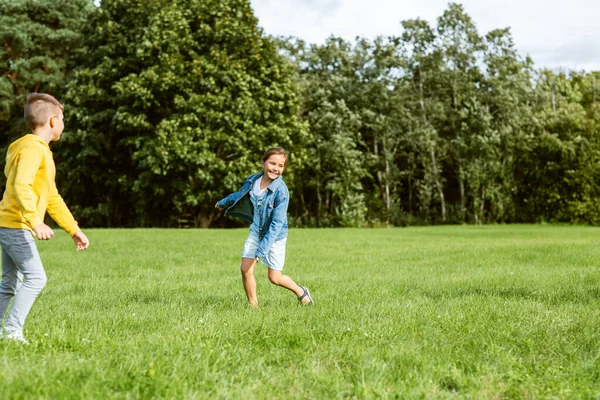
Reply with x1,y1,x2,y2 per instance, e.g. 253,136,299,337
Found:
255,194,289,260
13,145,45,229
48,187,89,250
46,185,79,237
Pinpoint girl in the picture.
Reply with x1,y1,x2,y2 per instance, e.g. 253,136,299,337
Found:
215,147,313,307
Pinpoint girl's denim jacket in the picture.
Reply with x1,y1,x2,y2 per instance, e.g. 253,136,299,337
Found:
217,173,289,260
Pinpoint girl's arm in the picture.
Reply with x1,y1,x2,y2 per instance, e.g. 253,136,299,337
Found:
216,175,253,210
216,192,237,210
255,193,289,260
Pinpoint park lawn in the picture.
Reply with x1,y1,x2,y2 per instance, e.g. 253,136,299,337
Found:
1,225,600,398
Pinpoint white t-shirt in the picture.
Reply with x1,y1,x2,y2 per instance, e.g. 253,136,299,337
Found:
249,179,267,234
252,178,267,200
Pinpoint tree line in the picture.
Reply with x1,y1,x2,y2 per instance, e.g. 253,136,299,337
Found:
1,0,599,227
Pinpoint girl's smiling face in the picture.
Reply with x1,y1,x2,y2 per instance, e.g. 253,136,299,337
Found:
262,154,287,182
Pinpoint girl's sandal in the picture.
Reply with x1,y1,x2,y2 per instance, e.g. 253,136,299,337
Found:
298,286,314,306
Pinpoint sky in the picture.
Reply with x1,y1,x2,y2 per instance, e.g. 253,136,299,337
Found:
250,0,600,72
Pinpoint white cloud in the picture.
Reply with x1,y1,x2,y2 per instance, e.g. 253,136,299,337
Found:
250,0,600,71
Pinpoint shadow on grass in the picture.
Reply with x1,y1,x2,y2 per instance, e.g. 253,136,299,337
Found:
417,285,600,305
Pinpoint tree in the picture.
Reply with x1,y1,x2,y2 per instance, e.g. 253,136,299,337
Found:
61,0,305,227
283,38,369,226
400,18,448,222
515,70,600,224
479,28,534,222
0,0,92,160
436,3,486,222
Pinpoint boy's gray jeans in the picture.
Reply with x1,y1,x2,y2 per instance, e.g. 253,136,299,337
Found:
0,228,47,335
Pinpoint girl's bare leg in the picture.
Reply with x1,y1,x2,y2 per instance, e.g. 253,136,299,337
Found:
267,269,311,304
240,258,258,307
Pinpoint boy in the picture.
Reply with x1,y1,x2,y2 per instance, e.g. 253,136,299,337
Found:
0,93,89,344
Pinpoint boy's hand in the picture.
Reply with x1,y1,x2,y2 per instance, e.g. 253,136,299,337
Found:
72,230,89,251
215,202,222,210
33,223,54,240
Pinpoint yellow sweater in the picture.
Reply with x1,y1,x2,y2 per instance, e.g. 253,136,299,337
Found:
0,134,79,236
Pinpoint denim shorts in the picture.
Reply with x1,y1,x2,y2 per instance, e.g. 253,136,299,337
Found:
241,234,287,271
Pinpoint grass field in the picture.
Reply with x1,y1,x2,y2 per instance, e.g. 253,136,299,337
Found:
1,225,600,398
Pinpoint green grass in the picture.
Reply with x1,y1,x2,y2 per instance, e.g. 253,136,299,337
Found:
1,225,600,398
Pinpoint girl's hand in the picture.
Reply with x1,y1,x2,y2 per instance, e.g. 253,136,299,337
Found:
215,202,222,210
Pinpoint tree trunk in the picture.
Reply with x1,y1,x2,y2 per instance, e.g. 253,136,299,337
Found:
197,212,214,228
419,78,446,222
300,192,309,222
479,187,485,225
429,144,446,222
408,172,413,215
382,136,391,219
316,175,322,227
374,132,386,216
458,161,465,220
453,78,465,222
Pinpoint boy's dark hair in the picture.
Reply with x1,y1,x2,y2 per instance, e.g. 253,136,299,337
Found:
24,93,64,130
262,147,288,167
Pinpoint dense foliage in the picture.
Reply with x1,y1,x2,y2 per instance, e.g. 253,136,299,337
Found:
0,0,92,158
1,1,599,227
57,0,305,227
